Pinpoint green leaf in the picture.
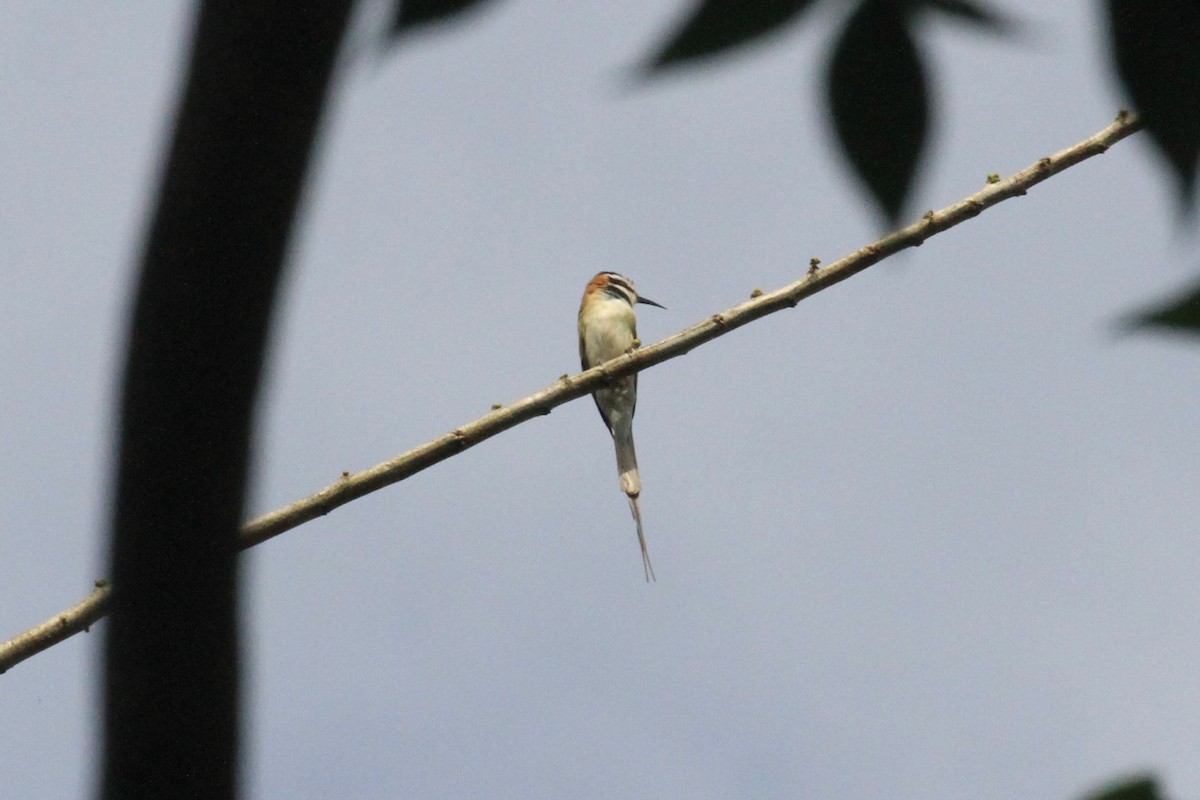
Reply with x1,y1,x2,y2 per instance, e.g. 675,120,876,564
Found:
643,0,817,72
827,0,929,225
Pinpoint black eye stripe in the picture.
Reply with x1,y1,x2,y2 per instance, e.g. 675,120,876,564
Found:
603,272,635,292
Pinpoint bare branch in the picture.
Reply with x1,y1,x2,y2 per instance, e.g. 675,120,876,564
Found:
1,582,111,673
0,112,1142,675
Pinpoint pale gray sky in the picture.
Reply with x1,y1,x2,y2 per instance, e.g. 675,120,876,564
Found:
3,3,1198,799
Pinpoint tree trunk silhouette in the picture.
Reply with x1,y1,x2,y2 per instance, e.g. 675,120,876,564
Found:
100,3,352,798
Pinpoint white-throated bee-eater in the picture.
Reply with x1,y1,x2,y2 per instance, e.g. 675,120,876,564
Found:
578,271,665,582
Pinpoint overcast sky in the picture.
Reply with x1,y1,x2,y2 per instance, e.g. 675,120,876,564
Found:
3,2,1199,799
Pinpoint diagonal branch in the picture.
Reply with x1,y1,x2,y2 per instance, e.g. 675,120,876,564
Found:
0,112,1142,675
0,581,112,671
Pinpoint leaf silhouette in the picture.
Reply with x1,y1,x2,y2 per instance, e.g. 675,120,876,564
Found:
644,0,817,72
925,0,1017,32
1082,775,1163,800
1106,0,1200,210
827,0,929,224
1126,276,1200,336
390,0,502,40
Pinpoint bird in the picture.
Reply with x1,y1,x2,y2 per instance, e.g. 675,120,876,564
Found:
578,271,665,582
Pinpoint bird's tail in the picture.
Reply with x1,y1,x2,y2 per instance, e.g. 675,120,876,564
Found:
628,495,656,583
612,422,641,497
614,422,654,581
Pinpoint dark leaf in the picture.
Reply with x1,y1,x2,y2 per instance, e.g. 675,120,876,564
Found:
1081,775,1163,800
1106,0,1200,209
1126,277,1200,336
390,0,501,39
644,0,816,72
827,0,930,224
924,0,1017,33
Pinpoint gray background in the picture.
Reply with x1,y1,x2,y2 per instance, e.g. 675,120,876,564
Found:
3,2,1197,798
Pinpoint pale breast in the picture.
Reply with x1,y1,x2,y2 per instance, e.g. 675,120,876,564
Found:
581,300,636,364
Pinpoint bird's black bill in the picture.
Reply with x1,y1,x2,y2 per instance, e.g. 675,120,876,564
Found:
637,296,666,309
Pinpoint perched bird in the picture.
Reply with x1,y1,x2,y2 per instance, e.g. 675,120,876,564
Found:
578,271,665,581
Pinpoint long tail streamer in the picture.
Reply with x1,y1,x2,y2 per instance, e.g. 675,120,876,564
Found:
628,495,655,582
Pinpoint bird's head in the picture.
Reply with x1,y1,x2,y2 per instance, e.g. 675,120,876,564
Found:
585,271,665,310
